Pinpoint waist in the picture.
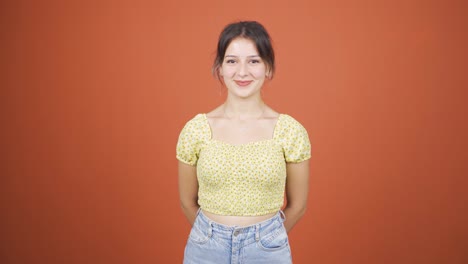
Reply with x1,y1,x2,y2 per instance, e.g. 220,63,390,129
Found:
194,209,287,245
201,209,279,227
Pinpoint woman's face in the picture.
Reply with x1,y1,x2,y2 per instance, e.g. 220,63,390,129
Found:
220,38,267,99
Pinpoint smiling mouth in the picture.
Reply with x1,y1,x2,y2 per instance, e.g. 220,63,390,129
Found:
235,80,253,87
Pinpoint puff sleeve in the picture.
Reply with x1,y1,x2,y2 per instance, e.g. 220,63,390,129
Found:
278,115,311,163
176,114,209,166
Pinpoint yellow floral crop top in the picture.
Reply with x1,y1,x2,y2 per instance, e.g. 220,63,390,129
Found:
176,113,311,216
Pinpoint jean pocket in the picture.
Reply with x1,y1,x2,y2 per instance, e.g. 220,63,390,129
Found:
188,223,210,245
257,224,289,252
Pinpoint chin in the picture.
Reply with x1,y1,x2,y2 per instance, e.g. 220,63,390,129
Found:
227,85,262,98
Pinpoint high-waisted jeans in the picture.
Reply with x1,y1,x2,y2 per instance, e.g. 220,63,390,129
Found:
183,209,292,264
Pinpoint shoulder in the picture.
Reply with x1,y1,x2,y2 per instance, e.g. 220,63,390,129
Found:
280,114,300,123
278,114,308,133
276,114,311,162
182,113,207,129
177,114,210,150
179,113,211,139
177,114,210,165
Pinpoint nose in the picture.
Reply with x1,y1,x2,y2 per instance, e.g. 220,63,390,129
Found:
237,61,248,77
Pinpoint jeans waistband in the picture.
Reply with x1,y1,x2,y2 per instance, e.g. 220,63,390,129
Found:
195,209,286,241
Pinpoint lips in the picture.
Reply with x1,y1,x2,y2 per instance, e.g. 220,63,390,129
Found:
235,80,253,87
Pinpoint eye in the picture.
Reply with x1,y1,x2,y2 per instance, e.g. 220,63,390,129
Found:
225,59,236,64
250,59,261,64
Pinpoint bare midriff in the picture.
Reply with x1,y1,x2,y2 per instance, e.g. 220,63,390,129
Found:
202,210,277,227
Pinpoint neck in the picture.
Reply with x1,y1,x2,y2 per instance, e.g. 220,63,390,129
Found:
223,97,265,120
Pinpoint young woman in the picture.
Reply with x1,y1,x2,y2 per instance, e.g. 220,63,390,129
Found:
177,21,311,264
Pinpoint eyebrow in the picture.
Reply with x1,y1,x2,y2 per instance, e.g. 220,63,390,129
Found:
224,55,260,58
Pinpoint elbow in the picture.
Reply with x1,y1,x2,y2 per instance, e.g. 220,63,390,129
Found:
298,205,307,217
180,199,198,213
179,200,190,212
285,203,307,217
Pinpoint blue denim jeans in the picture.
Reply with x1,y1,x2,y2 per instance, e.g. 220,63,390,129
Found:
183,210,292,264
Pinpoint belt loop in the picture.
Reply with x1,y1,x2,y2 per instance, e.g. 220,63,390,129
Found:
279,210,286,223
255,224,260,242
208,221,213,238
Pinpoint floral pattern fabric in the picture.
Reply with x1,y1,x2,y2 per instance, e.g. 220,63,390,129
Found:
176,113,311,216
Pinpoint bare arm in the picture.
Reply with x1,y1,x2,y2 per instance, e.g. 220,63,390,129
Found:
283,160,310,233
178,161,199,226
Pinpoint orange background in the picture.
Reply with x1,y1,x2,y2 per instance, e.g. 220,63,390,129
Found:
1,0,467,263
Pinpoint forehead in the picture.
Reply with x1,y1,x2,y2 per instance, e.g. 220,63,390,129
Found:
225,38,259,56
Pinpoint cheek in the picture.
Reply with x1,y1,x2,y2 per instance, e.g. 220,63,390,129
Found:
250,67,266,79
221,66,236,78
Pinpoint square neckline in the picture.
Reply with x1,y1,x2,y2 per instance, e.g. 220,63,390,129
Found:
201,113,284,147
